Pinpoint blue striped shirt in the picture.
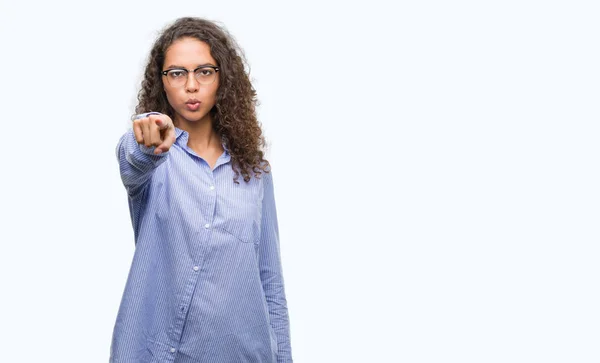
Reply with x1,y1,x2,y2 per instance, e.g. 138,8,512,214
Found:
110,113,293,363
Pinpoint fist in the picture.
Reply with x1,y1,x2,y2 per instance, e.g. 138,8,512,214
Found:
133,113,176,155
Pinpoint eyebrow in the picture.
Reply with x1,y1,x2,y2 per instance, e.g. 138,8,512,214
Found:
165,63,216,69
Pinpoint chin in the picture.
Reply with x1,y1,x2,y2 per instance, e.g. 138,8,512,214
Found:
181,110,208,121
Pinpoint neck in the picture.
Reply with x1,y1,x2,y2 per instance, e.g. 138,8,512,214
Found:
174,112,222,153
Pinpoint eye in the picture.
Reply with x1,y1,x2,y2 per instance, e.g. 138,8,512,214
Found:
168,70,186,78
196,68,214,76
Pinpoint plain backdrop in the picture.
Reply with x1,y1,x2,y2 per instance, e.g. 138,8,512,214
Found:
0,1,598,362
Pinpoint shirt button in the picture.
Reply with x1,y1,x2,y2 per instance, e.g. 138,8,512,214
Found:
193,266,199,271
209,185,215,190
170,347,176,353
204,223,210,229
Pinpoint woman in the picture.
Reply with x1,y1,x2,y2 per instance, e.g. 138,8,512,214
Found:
110,17,293,363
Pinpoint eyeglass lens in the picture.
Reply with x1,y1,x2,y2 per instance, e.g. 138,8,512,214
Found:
165,68,217,87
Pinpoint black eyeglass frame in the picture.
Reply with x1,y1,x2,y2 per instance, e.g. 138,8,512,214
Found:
161,66,221,84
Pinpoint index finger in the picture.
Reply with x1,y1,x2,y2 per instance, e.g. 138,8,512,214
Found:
154,127,176,154
148,114,169,130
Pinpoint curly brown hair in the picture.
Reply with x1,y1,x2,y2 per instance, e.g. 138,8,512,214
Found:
133,17,270,184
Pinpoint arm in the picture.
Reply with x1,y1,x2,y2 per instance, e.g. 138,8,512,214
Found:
115,112,172,197
258,170,294,363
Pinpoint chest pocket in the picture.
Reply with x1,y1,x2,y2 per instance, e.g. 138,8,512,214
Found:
217,181,261,244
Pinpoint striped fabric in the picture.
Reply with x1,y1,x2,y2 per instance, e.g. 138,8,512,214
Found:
110,113,293,363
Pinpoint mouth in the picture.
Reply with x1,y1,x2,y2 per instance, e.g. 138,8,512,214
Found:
185,100,201,111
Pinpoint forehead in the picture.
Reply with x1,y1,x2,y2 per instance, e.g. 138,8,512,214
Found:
164,37,216,67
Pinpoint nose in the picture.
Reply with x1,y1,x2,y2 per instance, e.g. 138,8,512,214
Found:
185,73,199,93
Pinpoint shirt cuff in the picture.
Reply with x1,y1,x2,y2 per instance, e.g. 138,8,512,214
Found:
135,111,162,119
138,144,162,155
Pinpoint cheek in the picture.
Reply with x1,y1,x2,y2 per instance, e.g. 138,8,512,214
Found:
205,84,219,103
198,92,215,107
164,88,178,105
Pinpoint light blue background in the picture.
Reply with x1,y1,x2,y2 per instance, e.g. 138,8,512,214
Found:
0,1,598,362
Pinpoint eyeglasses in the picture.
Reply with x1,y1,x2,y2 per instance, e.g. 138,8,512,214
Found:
161,66,220,87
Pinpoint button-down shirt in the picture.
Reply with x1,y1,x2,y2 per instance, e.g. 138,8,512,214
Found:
110,113,293,363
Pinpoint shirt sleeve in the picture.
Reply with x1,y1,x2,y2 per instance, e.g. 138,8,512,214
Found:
258,170,294,363
115,112,170,198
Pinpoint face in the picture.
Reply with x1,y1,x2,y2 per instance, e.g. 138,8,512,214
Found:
162,37,220,125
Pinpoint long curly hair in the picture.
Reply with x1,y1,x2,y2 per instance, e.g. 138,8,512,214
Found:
133,17,270,184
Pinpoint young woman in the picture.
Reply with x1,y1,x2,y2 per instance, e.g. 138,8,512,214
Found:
110,17,293,363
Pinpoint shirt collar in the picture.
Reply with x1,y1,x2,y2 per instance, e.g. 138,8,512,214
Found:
174,127,230,156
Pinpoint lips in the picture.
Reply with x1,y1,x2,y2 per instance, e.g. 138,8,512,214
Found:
185,99,201,111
